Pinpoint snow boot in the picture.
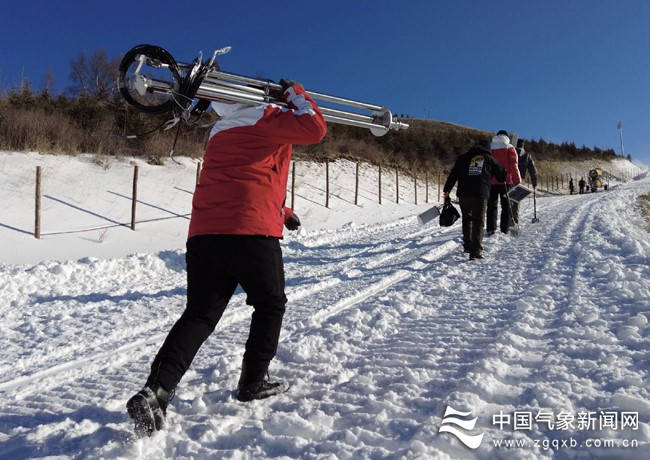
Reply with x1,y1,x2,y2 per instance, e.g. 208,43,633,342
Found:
126,383,170,437
236,360,289,402
237,379,290,402
469,252,484,260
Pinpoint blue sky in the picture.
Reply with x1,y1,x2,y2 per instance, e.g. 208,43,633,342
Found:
1,0,648,166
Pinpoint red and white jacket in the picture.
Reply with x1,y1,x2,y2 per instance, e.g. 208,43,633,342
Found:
188,85,327,238
490,134,521,186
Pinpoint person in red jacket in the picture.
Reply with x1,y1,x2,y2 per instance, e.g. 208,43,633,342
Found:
126,80,327,437
486,130,521,234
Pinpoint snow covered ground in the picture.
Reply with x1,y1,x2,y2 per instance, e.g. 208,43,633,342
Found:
0,152,649,459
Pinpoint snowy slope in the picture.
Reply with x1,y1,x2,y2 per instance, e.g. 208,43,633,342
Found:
0,152,649,459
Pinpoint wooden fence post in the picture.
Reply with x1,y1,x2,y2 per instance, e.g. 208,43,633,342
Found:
196,161,201,186
378,163,382,204
325,159,329,208
291,161,296,210
425,171,429,203
395,167,399,204
131,165,138,230
34,166,41,239
414,172,417,205
354,161,359,206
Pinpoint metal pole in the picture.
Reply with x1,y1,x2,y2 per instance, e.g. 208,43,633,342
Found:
617,121,625,157
34,166,41,239
131,165,138,230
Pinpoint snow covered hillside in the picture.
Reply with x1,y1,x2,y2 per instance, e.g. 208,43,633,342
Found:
0,152,649,459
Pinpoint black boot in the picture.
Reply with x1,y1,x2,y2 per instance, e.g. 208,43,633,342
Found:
126,383,170,437
236,361,289,402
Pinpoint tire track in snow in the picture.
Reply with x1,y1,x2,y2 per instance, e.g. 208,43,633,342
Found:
0,194,579,402
443,193,598,401
0,276,340,397
285,191,597,437
0,193,570,401
284,193,606,455
0,218,454,398
0,194,587,425
401,192,610,456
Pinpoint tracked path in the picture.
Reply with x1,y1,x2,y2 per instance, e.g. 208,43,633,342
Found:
1,180,649,459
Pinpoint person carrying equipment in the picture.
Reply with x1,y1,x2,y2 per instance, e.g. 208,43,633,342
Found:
443,140,506,259
511,139,538,223
486,130,521,234
126,79,327,437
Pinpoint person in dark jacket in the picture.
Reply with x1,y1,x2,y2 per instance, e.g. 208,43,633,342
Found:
579,177,586,194
443,141,507,259
511,139,538,223
569,177,575,195
487,130,521,234
126,80,327,437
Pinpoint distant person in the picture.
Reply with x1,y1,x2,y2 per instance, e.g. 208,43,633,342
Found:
579,177,586,194
511,139,538,223
569,177,575,195
443,140,506,260
126,80,327,437
487,130,521,234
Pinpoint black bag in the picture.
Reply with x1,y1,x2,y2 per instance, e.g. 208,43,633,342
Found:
439,199,460,227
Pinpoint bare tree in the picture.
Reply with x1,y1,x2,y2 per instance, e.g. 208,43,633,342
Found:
42,68,55,95
69,50,119,98
69,52,89,96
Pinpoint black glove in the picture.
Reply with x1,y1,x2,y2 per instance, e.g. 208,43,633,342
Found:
285,212,301,231
279,78,297,94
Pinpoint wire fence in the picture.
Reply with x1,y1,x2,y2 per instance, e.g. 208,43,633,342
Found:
29,160,644,239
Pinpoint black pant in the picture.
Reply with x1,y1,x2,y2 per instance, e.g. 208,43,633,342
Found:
487,184,513,234
459,196,487,255
147,235,287,392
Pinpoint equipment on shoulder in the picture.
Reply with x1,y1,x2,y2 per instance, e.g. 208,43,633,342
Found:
118,44,409,137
